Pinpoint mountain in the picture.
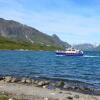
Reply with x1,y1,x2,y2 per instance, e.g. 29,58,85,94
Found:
0,18,70,49
95,45,100,51
73,43,95,51
52,34,71,48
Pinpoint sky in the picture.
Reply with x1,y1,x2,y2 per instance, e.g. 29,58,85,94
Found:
0,0,100,45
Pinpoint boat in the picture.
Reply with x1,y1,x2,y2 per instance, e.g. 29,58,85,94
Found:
56,48,84,56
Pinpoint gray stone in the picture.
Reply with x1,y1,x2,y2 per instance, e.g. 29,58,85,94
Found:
63,84,70,89
56,81,65,87
37,81,45,86
44,81,50,85
31,79,35,84
34,80,39,84
26,79,32,84
11,77,17,83
74,95,79,99
21,78,26,83
4,76,12,82
50,83,56,87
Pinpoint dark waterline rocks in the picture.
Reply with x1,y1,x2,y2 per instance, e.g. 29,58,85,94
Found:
0,76,99,95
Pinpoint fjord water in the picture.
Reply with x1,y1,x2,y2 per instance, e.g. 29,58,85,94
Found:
0,51,100,89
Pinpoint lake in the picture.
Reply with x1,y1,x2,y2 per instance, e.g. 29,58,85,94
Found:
0,50,100,90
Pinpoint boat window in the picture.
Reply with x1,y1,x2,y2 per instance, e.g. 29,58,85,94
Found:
72,49,75,51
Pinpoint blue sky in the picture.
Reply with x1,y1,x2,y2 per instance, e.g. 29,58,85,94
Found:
0,0,100,44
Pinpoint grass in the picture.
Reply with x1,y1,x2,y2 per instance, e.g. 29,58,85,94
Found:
0,37,63,51
0,95,9,100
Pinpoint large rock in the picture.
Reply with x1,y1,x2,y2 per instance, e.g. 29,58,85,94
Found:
34,80,39,84
11,77,16,83
11,77,20,83
21,78,26,83
31,79,35,84
80,86,94,93
37,80,50,87
56,81,65,87
37,81,45,86
44,80,50,85
4,76,12,82
26,79,32,84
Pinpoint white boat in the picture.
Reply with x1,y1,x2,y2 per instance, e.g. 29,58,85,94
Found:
56,48,84,56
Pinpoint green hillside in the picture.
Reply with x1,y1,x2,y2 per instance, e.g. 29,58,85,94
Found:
0,37,63,50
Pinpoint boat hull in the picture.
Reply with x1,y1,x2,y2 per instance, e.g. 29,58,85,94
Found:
56,52,83,56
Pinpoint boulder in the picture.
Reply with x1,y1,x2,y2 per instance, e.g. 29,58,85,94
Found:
63,84,74,90
31,79,35,84
44,81,50,85
74,95,79,99
26,79,32,84
21,78,26,83
4,76,12,83
56,81,65,87
11,77,17,83
80,86,93,92
37,81,45,86
34,80,39,84
50,83,56,87
63,84,70,89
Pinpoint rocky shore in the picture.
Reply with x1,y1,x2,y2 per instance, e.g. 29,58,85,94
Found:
0,76,99,100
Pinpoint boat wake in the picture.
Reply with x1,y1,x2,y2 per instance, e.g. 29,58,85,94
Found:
83,55,100,58
56,55,65,57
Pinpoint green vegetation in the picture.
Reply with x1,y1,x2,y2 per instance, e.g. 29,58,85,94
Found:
0,37,63,51
0,95,9,100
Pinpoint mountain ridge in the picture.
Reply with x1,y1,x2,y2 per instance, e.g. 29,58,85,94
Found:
73,43,94,51
0,18,70,49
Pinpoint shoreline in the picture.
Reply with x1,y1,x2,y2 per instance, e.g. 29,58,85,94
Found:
0,76,99,100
